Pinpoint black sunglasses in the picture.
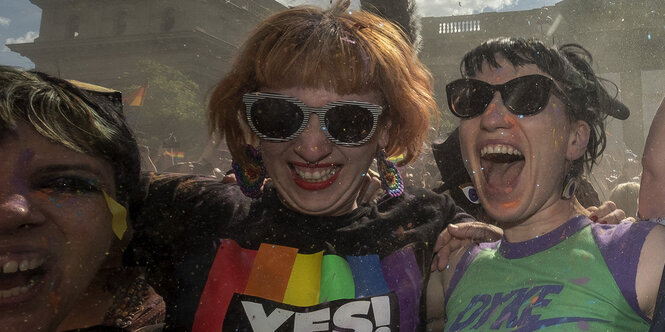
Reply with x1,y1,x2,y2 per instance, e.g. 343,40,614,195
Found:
243,92,383,146
446,74,561,119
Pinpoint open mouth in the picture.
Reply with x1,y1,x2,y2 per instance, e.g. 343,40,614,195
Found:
290,162,342,191
480,144,525,195
0,256,47,301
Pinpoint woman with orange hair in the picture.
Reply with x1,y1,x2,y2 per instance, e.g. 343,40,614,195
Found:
127,1,475,330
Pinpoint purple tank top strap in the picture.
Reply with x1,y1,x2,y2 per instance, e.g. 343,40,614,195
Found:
591,220,658,322
445,241,499,306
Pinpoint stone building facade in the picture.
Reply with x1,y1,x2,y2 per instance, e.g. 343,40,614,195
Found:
8,0,285,91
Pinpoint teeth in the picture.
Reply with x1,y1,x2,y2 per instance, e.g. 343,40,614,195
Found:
2,261,17,274
0,285,31,298
19,260,29,272
480,144,523,157
29,258,43,270
2,258,45,274
294,166,338,182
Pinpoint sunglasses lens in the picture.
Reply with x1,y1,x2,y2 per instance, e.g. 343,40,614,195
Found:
325,105,375,144
250,98,304,139
447,80,495,118
503,76,553,116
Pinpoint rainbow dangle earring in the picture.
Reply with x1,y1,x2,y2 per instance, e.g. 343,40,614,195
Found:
377,148,404,197
232,145,266,198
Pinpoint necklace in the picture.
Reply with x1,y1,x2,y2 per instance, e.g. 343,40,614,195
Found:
103,275,150,328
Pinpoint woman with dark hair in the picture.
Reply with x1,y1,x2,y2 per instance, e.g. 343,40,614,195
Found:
432,38,665,330
126,1,475,330
0,66,163,331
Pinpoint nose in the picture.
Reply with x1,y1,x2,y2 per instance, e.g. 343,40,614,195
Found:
0,193,45,234
479,92,516,132
293,114,333,163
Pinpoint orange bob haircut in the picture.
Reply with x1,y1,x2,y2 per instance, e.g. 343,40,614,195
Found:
209,0,436,166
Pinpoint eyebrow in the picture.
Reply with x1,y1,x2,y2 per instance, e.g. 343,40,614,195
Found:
35,164,109,181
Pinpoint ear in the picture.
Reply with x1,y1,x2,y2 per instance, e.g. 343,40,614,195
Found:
566,120,590,161
377,120,391,149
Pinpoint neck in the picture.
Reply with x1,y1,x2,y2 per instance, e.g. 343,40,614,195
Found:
501,196,586,243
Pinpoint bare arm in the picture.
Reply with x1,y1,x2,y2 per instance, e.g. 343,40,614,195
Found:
639,97,665,219
636,224,665,319
426,242,469,331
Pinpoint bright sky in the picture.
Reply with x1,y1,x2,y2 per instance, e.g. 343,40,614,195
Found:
0,0,561,68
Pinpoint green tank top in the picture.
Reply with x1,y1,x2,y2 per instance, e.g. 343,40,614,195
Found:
445,217,650,331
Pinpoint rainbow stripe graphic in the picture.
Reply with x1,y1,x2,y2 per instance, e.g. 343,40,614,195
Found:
163,150,185,160
193,239,422,331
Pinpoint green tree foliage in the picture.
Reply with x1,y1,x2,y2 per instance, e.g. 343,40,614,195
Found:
123,60,207,161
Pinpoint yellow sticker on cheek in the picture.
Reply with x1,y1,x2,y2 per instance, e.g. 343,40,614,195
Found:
103,192,127,240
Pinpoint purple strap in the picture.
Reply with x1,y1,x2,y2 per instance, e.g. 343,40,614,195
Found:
444,241,499,307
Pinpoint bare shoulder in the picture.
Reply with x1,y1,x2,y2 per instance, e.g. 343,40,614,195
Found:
637,223,665,319
443,244,472,292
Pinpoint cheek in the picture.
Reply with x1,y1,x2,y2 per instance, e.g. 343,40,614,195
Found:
45,196,113,243
259,143,288,166
458,124,477,158
60,206,114,276
528,112,569,153
260,141,289,159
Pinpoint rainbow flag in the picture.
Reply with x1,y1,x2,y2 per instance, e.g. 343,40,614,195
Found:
163,150,184,161
192,239,422,331
127,85,146,107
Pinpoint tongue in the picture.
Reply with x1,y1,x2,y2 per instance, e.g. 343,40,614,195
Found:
485,160,525,191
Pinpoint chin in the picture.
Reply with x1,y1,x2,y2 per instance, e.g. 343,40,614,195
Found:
290,189,356,216
0,299,60,332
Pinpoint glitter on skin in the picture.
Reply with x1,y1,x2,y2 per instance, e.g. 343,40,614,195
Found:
12,149,35,189
502,201,519,208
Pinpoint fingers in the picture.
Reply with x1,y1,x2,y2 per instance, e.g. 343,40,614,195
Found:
431,225,455,272
221,173,237,184
447,221,502,243
433,226,453,255
588,201,622,224
431,237,471,272
430,222,503,272
596,208,626,224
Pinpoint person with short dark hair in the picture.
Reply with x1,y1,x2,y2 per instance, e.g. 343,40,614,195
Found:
0,65,164,331
430,38,665,330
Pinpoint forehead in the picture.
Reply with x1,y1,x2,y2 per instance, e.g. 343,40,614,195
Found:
473,55,549,85
267,86,382,108
2,122,114,180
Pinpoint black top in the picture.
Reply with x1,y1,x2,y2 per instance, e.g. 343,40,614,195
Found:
126,173,472,331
